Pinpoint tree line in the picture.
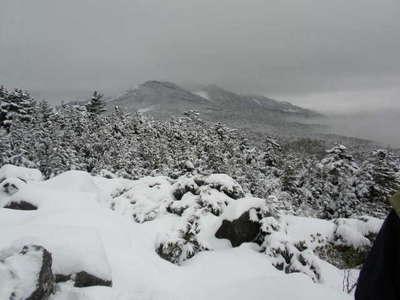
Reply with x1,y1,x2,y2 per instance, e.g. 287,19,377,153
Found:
1,85,399,219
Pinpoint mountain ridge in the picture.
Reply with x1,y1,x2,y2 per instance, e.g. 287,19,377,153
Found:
108,80,323,136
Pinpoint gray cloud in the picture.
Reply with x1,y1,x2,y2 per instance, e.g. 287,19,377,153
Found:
1,0,399,110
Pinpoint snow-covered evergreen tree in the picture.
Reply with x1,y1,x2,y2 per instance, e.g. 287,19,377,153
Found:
357,149,400,205
86,91,106,115
0,88,35,130
317,145,360,218
0,85,10,129
1,85,398,220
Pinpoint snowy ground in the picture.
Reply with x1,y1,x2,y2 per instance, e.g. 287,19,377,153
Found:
0,165,381,300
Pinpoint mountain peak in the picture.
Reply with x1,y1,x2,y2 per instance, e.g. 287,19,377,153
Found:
140,80,181,90
109,80,322,133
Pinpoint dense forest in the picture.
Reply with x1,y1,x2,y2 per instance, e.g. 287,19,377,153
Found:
1,85,399,220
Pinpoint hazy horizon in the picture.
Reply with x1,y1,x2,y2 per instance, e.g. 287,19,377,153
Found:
1,1,399,107
1,0,399,146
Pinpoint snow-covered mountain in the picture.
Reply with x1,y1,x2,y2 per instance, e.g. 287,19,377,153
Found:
193,84,320,118
109,81,322,135
109,81,214,118
0,164,382,300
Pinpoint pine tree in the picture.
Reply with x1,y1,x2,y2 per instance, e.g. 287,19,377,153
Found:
34,100,53,124
0,85,9,129
17,89,36,122
86,91,106,115
0,88,35,130
318,145,360,218
361,150,400,203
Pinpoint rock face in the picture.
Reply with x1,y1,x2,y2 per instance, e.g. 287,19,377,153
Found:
0,243,113,299
55,271,112,288
23,245,55,300
74,271,112,288
0,245,55,300
4,200,38,210
215,211,261,247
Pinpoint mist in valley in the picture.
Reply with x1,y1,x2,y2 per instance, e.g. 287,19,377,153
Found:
315,111,399,148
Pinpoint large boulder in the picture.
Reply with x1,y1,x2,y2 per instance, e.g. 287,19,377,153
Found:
3,200,38,210
0,244,55,300
214,198,270,247
215,211,261,247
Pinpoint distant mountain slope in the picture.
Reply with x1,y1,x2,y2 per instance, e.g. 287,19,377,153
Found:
193,85,321,118
108,80,323,135
109,81,215,119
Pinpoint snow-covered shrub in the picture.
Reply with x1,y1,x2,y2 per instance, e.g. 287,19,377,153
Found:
111,176,172,223
261,233,321,282
167,191,197,216
309,216,382,269
197,186,232,216
166,174,239,217
199,174,244,200
171,176,199,200
156,214,208,264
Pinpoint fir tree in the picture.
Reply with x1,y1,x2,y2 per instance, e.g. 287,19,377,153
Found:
360,149,400,203
86,91,106,115
0,85,9,129
318,145,360,218
34,100,53,124
0,88,35,130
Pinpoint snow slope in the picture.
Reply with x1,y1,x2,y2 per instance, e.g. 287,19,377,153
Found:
0,165,379,300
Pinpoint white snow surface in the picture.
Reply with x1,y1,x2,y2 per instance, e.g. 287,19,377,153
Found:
0,245,43,300
192,90,211,101
0,166,369,300
0,164,43,182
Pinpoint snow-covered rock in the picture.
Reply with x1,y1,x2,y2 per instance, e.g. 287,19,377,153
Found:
0,226,112,284
44,171,100,194
0,244,55,300
215,210,261,247
0,166,374,299
0,164,43,183
0,177,26,196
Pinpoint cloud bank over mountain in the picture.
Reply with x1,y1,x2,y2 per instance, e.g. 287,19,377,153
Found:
1,0,399,112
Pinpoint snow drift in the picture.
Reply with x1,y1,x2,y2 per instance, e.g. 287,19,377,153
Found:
0,164,383,300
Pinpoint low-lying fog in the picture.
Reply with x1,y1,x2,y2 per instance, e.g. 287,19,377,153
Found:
289,88,400,148
319,111,400,148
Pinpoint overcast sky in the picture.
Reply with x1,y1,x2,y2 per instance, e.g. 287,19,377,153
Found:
0,0,399,113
